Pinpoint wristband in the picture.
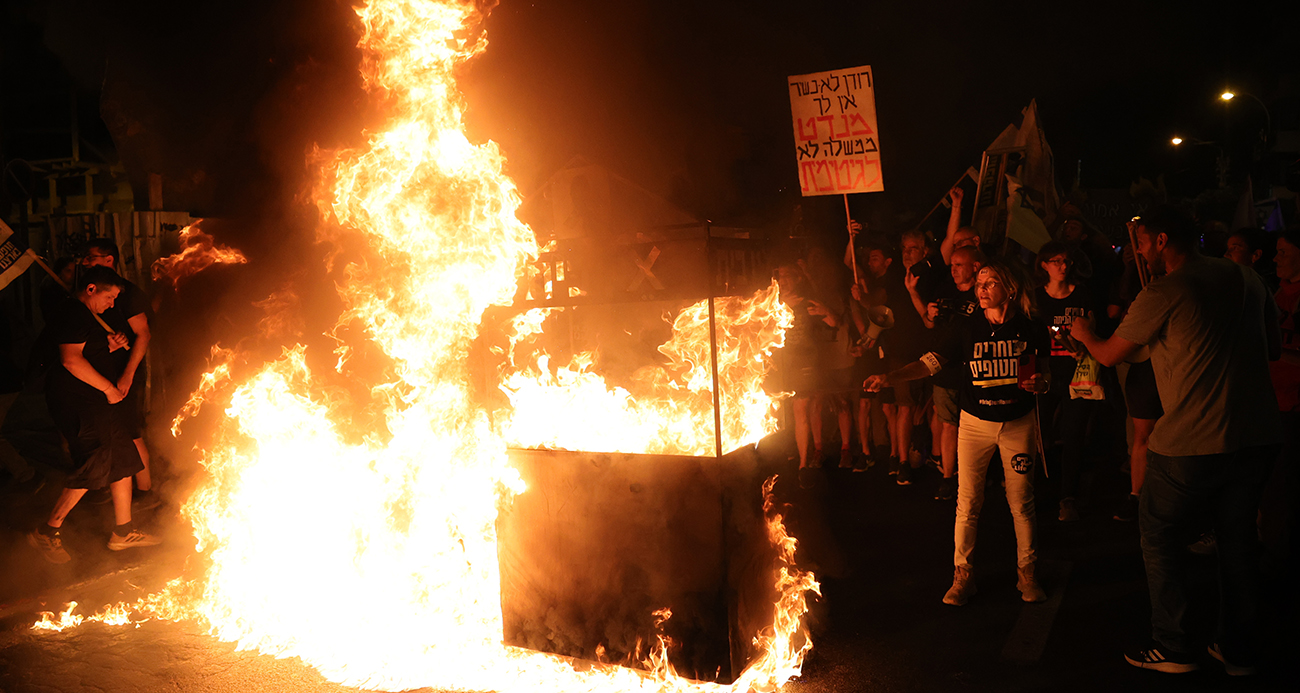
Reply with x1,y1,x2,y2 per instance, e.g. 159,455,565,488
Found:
920,352,942,375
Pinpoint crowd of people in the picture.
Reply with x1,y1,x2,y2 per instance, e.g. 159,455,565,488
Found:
0,239,163,564
777,194,1298,676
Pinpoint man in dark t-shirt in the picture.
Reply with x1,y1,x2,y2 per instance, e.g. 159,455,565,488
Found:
27,266,161,563
81,238,156,505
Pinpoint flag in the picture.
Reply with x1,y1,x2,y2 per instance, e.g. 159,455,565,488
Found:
0,220,36,291
1005,175,1052,253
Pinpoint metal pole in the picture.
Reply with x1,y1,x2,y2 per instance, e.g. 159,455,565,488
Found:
844,194,860,285
707,224,723,458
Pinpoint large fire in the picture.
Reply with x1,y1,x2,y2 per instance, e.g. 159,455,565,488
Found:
32,1,818,691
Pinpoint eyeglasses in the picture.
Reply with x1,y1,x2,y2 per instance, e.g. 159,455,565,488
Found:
1043,258,1068,266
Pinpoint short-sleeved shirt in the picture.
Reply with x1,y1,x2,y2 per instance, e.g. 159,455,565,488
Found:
881,267,928,364
47,301,116,405
1036,284,1093,385
1115,256,1281,456
931,311,1049,422
101,280,149,374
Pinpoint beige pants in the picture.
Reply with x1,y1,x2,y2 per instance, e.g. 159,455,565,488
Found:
955,410,1038,570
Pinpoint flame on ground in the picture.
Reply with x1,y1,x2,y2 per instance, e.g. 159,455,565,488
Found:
33,1,817,691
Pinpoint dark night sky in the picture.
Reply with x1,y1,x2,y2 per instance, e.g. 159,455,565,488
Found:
3,0,1296,235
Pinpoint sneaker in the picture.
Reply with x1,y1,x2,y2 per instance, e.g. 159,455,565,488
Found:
1124,642,1199,673
942,566,976,606
1058,497,1080,522
852,453,874,472
107,529,163,551
797,466,819,489
924,454,941,472
1113,493,1139,522
935,475,957,501
28,528,71,564
1188,532,1216,555
1207,643,1256,676
887,456,900,476
1016,563,1047,603
838,448,854,469
896,463,913,486
809,448,824,468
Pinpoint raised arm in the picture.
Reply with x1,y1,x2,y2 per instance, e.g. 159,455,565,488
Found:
940,187,963,265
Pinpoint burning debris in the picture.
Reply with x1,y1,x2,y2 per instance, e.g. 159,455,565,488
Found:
30,1,818,691
150,222,249,287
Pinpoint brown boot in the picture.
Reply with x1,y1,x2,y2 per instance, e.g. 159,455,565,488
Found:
942,566,976,605
1017,563,1047,603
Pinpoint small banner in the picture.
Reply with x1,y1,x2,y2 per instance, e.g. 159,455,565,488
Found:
788,65,883,196
0,220,36,291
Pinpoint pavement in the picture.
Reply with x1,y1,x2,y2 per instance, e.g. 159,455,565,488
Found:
1,440,1296,693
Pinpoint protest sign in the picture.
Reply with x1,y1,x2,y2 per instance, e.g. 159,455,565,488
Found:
788,65,883,196
0,219,35,291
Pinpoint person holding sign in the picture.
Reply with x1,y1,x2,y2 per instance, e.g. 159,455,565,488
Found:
865,258,1050,606
27,266,162,563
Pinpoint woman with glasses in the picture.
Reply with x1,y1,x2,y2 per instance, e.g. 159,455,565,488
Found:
1034,241,1106,522
866,258,1050,606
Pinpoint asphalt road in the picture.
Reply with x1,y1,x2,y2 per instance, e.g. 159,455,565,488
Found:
1,441,1295,693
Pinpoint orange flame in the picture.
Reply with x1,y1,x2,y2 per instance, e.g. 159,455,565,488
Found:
151,222,248,285
34,2,817,691
500,281,793,456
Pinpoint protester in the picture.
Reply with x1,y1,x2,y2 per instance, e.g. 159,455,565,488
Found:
1033,241,1105,522
864,241,928,485
1105,242,1159,522
26,266,162,563
913,245,983,500
1225,227,1276,290
939,187,980,266
82,239,158,510
1264,229,1300,574
866,258,1050,606
1070,205,1280,675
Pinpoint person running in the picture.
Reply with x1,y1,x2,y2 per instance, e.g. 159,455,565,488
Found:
866,258,1050,605
1070,205,1280,675
26,266,162,563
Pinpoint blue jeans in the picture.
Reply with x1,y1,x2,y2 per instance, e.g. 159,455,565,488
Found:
1140,445,1275,659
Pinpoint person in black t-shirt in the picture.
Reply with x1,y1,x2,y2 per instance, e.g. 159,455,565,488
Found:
1034,241,1106,523
917,246,984,500
867,258,1050,606
26,266,162,563
82,238,157,508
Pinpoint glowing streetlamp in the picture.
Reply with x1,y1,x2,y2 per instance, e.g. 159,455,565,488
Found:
1171,136,1184,145
1220,91,1235,101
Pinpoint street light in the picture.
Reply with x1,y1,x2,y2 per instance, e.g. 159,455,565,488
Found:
1168,136,1226,188
1219,89,1271,144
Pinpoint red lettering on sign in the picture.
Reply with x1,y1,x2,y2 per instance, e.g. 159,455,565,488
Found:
848,113,874,136
795,117,818,141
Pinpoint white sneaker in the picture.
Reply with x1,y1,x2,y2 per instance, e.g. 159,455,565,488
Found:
108,529,163,551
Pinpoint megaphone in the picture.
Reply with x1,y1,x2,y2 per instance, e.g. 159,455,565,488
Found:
865,305,894,340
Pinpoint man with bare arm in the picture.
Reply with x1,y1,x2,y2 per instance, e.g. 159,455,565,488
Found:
1071,206,1280,676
